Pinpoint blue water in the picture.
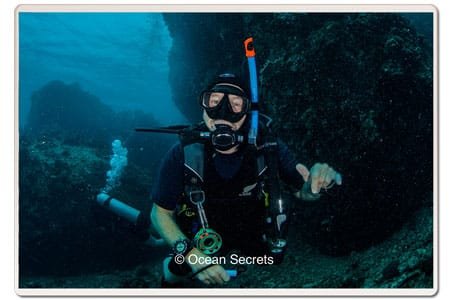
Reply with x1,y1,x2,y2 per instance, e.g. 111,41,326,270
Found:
19,12,185,127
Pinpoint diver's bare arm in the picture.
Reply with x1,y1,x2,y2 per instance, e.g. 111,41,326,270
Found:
150,203,188,247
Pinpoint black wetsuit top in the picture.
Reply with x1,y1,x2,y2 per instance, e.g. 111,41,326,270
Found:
152,140,303,254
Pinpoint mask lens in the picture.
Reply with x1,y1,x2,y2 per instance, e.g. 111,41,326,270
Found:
228,94,245,113
201,91,248,113
204,92,224,108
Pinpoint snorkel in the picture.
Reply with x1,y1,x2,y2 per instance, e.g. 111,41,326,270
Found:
244,37,288,259
244,37,259,146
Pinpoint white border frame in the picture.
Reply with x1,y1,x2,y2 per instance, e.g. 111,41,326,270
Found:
14,4,438,297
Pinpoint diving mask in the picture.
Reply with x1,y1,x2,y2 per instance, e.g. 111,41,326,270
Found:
200,84,250,123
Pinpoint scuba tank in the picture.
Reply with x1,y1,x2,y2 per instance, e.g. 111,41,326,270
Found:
95,192,165,247
95,140,164,246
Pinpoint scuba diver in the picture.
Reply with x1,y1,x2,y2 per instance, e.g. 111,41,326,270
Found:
150,72,342,287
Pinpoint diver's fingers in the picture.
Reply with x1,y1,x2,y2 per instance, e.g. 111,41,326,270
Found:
312,163,335,193
195,265,228,285
217,266,231,282
310,164,321,194
311,163,342,192
317,164,330,192
205,267,224,285
296,163,310,182
324,168,337,188
197,273,210,285
335,172,343,185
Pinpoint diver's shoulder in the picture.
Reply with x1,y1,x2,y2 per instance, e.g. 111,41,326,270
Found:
165,141,184,161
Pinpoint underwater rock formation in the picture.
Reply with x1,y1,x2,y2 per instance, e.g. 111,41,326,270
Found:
27,80,114,143
19,137,157,276
164,13,433,254
163,13,246,121
20,81,175,275
19,206,432,288
25,80,174,170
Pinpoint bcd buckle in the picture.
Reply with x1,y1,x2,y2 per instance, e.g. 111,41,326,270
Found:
189,190,205,205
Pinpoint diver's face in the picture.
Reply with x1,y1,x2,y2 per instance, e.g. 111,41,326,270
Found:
203,110,247,132
200,83,250,125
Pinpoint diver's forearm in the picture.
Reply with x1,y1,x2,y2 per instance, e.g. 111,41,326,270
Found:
151,205,188,247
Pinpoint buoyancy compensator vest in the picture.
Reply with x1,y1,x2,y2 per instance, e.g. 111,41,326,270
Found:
178,114,290,262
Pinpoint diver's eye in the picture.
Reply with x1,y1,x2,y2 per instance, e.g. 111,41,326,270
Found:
228,94,244,113
208,92,224,108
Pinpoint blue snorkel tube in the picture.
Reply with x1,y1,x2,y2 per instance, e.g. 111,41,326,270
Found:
245,37,288,262
244,37,259,146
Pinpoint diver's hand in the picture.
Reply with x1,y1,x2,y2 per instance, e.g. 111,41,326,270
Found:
295,163,342,199
186,248,230,285
308,163,342,193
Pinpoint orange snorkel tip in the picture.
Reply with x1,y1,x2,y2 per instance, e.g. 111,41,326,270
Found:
244,37,256,57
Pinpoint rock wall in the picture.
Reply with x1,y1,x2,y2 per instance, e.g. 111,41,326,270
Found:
163,13,246,121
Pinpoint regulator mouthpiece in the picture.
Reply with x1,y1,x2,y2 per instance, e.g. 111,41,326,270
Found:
211,124,244,151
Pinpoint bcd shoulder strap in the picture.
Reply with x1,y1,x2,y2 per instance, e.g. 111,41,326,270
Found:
183,143,205,184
